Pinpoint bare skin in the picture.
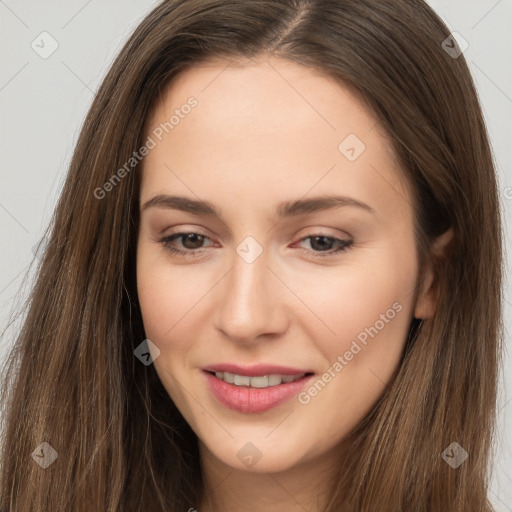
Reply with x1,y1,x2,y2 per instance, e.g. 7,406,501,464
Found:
136,56,452,512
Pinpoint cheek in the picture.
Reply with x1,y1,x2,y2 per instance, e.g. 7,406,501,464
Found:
302,249,417,367
292,269,416,442
136,272,174,342
136,250,200,406
136,244,209,345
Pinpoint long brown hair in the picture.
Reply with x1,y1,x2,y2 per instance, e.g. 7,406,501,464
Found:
0,1,503,510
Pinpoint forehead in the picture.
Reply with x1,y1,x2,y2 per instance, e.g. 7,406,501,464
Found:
140,57,413,225
148,56,378,141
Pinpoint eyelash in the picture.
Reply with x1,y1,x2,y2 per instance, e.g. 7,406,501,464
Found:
158,232,353,259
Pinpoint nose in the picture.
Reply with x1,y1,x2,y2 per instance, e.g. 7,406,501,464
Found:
214,245,290,345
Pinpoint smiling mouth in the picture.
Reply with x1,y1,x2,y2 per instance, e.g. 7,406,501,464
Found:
205,370,314,388
203,370,315,413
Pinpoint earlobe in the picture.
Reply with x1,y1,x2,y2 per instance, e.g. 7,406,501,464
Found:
414,228,454,320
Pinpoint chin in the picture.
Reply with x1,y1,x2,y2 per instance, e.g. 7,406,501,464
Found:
201,435,311,474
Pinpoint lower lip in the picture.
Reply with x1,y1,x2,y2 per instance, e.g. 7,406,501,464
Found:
203,371,314,413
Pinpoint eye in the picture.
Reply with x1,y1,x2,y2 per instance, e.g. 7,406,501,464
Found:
159,232,214,258
294,235,353,258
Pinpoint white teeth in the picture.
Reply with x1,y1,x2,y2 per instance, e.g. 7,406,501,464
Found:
213,372,306,388
234,374,251,386
216,371,235,383
268,374,282,386
250,375,269,388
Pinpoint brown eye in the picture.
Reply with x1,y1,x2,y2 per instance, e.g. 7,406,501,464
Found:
178,233,207,250
296,235,353,258
159,232,213,257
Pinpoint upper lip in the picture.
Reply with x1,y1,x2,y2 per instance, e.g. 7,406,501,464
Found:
202,363,313,377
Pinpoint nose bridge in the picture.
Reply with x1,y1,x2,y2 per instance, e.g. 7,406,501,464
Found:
215,237,287,342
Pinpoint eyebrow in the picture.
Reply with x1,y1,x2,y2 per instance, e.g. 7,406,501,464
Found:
141,194,376,218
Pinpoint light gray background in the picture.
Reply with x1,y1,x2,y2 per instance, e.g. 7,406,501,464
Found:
0,0,511,509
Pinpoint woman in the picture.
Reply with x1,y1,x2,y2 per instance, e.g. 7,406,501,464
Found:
0,0,503,510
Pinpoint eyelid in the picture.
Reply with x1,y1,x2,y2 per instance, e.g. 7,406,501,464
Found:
160,224,350,241
159,230,216,249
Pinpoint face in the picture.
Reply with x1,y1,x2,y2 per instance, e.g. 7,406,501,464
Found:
136,56,432,475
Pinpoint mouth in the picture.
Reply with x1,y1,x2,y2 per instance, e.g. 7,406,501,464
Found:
202,368,315,414
205,370,310,388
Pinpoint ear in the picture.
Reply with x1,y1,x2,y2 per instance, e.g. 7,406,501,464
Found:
414,228,454,320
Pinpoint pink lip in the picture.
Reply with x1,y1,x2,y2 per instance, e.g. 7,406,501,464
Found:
202,363,312,377
203,370,315,414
